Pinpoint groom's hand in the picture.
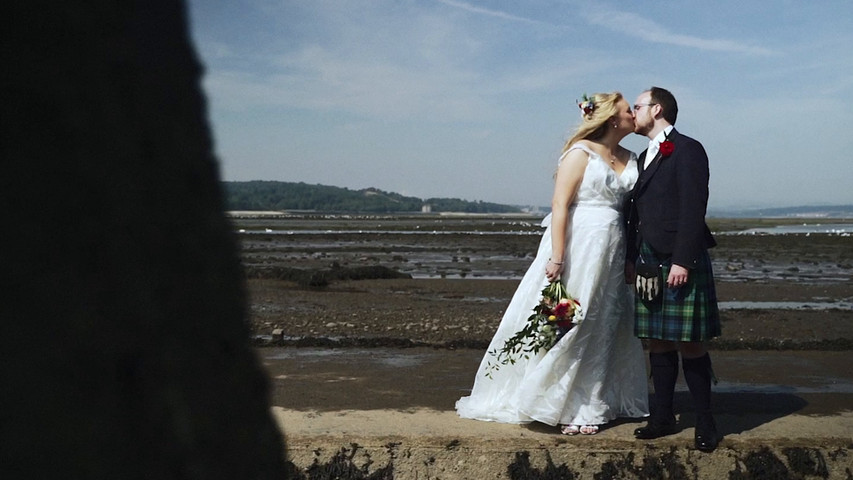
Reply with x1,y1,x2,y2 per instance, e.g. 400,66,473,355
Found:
667,264,689,288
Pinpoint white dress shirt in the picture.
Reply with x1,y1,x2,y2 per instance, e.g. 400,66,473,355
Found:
644,125,674,170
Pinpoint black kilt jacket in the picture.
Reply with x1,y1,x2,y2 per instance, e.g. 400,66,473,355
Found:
625,128,716,268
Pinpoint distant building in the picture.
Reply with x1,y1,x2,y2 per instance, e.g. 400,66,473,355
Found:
421,204,432,213
520,205,547,215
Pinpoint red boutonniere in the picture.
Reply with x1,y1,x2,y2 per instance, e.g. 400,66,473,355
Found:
659,140,675,157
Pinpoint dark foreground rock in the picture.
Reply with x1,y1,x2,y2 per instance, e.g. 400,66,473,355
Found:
2,2,289,478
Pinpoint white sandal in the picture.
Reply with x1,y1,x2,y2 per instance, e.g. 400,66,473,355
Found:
579,425,599,435
560,424,580,435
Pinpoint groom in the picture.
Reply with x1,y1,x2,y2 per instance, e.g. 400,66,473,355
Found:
626,87,722,452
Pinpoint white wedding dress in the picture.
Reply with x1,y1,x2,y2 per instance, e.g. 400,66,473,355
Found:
456,144,649,426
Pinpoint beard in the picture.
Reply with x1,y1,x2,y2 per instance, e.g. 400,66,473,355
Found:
634,121,651,136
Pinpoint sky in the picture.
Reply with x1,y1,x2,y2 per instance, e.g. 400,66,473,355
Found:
186,0,853,210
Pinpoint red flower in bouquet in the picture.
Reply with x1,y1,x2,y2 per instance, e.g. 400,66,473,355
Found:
659,140,674,157
485,281,581,378
551,298,577,319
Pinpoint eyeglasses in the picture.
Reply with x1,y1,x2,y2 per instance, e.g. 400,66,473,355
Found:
633,103,658,111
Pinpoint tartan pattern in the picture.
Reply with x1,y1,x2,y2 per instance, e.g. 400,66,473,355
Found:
634,242,721,342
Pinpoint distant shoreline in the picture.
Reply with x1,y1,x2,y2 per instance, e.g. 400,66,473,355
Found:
226,210,544,218
226,210,853,220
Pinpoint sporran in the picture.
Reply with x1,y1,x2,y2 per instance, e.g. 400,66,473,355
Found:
635,260,662,304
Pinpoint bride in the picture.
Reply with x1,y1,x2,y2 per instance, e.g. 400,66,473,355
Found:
456,92,649,435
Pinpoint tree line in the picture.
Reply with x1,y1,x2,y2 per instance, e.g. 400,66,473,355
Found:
223,181,522,213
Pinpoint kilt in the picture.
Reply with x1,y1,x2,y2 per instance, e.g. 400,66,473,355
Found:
634,242,721,342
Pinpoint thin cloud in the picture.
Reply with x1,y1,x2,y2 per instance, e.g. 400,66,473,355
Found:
204,43,500,123
436,0,544,24
437,1,773,55
585,9,776,56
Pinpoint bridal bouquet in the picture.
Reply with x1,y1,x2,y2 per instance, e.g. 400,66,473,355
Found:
485,280,580,378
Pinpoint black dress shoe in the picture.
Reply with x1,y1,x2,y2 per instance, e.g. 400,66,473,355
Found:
634,420,679,439
694,414,719,452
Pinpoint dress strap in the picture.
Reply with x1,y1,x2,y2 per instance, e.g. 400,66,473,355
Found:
558,143,595,163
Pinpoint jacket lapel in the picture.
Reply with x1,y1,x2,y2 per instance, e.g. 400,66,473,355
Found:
640,148,664,180
635,128,677,195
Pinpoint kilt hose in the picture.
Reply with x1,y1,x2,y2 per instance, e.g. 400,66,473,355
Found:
634,241,721,342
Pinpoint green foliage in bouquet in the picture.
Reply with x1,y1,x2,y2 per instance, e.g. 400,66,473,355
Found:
485,281,580,378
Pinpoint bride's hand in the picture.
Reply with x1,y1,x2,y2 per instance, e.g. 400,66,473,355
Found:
545,259,563,281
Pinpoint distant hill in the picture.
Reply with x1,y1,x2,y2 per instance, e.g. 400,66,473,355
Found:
222,181,523,214
708,205,853,218
223,181,851,217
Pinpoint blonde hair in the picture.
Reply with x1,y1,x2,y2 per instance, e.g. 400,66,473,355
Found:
560,92,624,156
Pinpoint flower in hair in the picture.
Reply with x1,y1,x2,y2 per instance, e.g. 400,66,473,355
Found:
578,93,595,116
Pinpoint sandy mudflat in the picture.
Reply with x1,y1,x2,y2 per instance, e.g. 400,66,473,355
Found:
248,278,853,349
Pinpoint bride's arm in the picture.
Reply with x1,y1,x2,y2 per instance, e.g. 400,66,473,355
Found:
545,149,587,282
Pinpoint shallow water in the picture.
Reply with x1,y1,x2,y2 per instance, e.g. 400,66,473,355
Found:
722,223,852,236
234,214,853,284
718,301,853,310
